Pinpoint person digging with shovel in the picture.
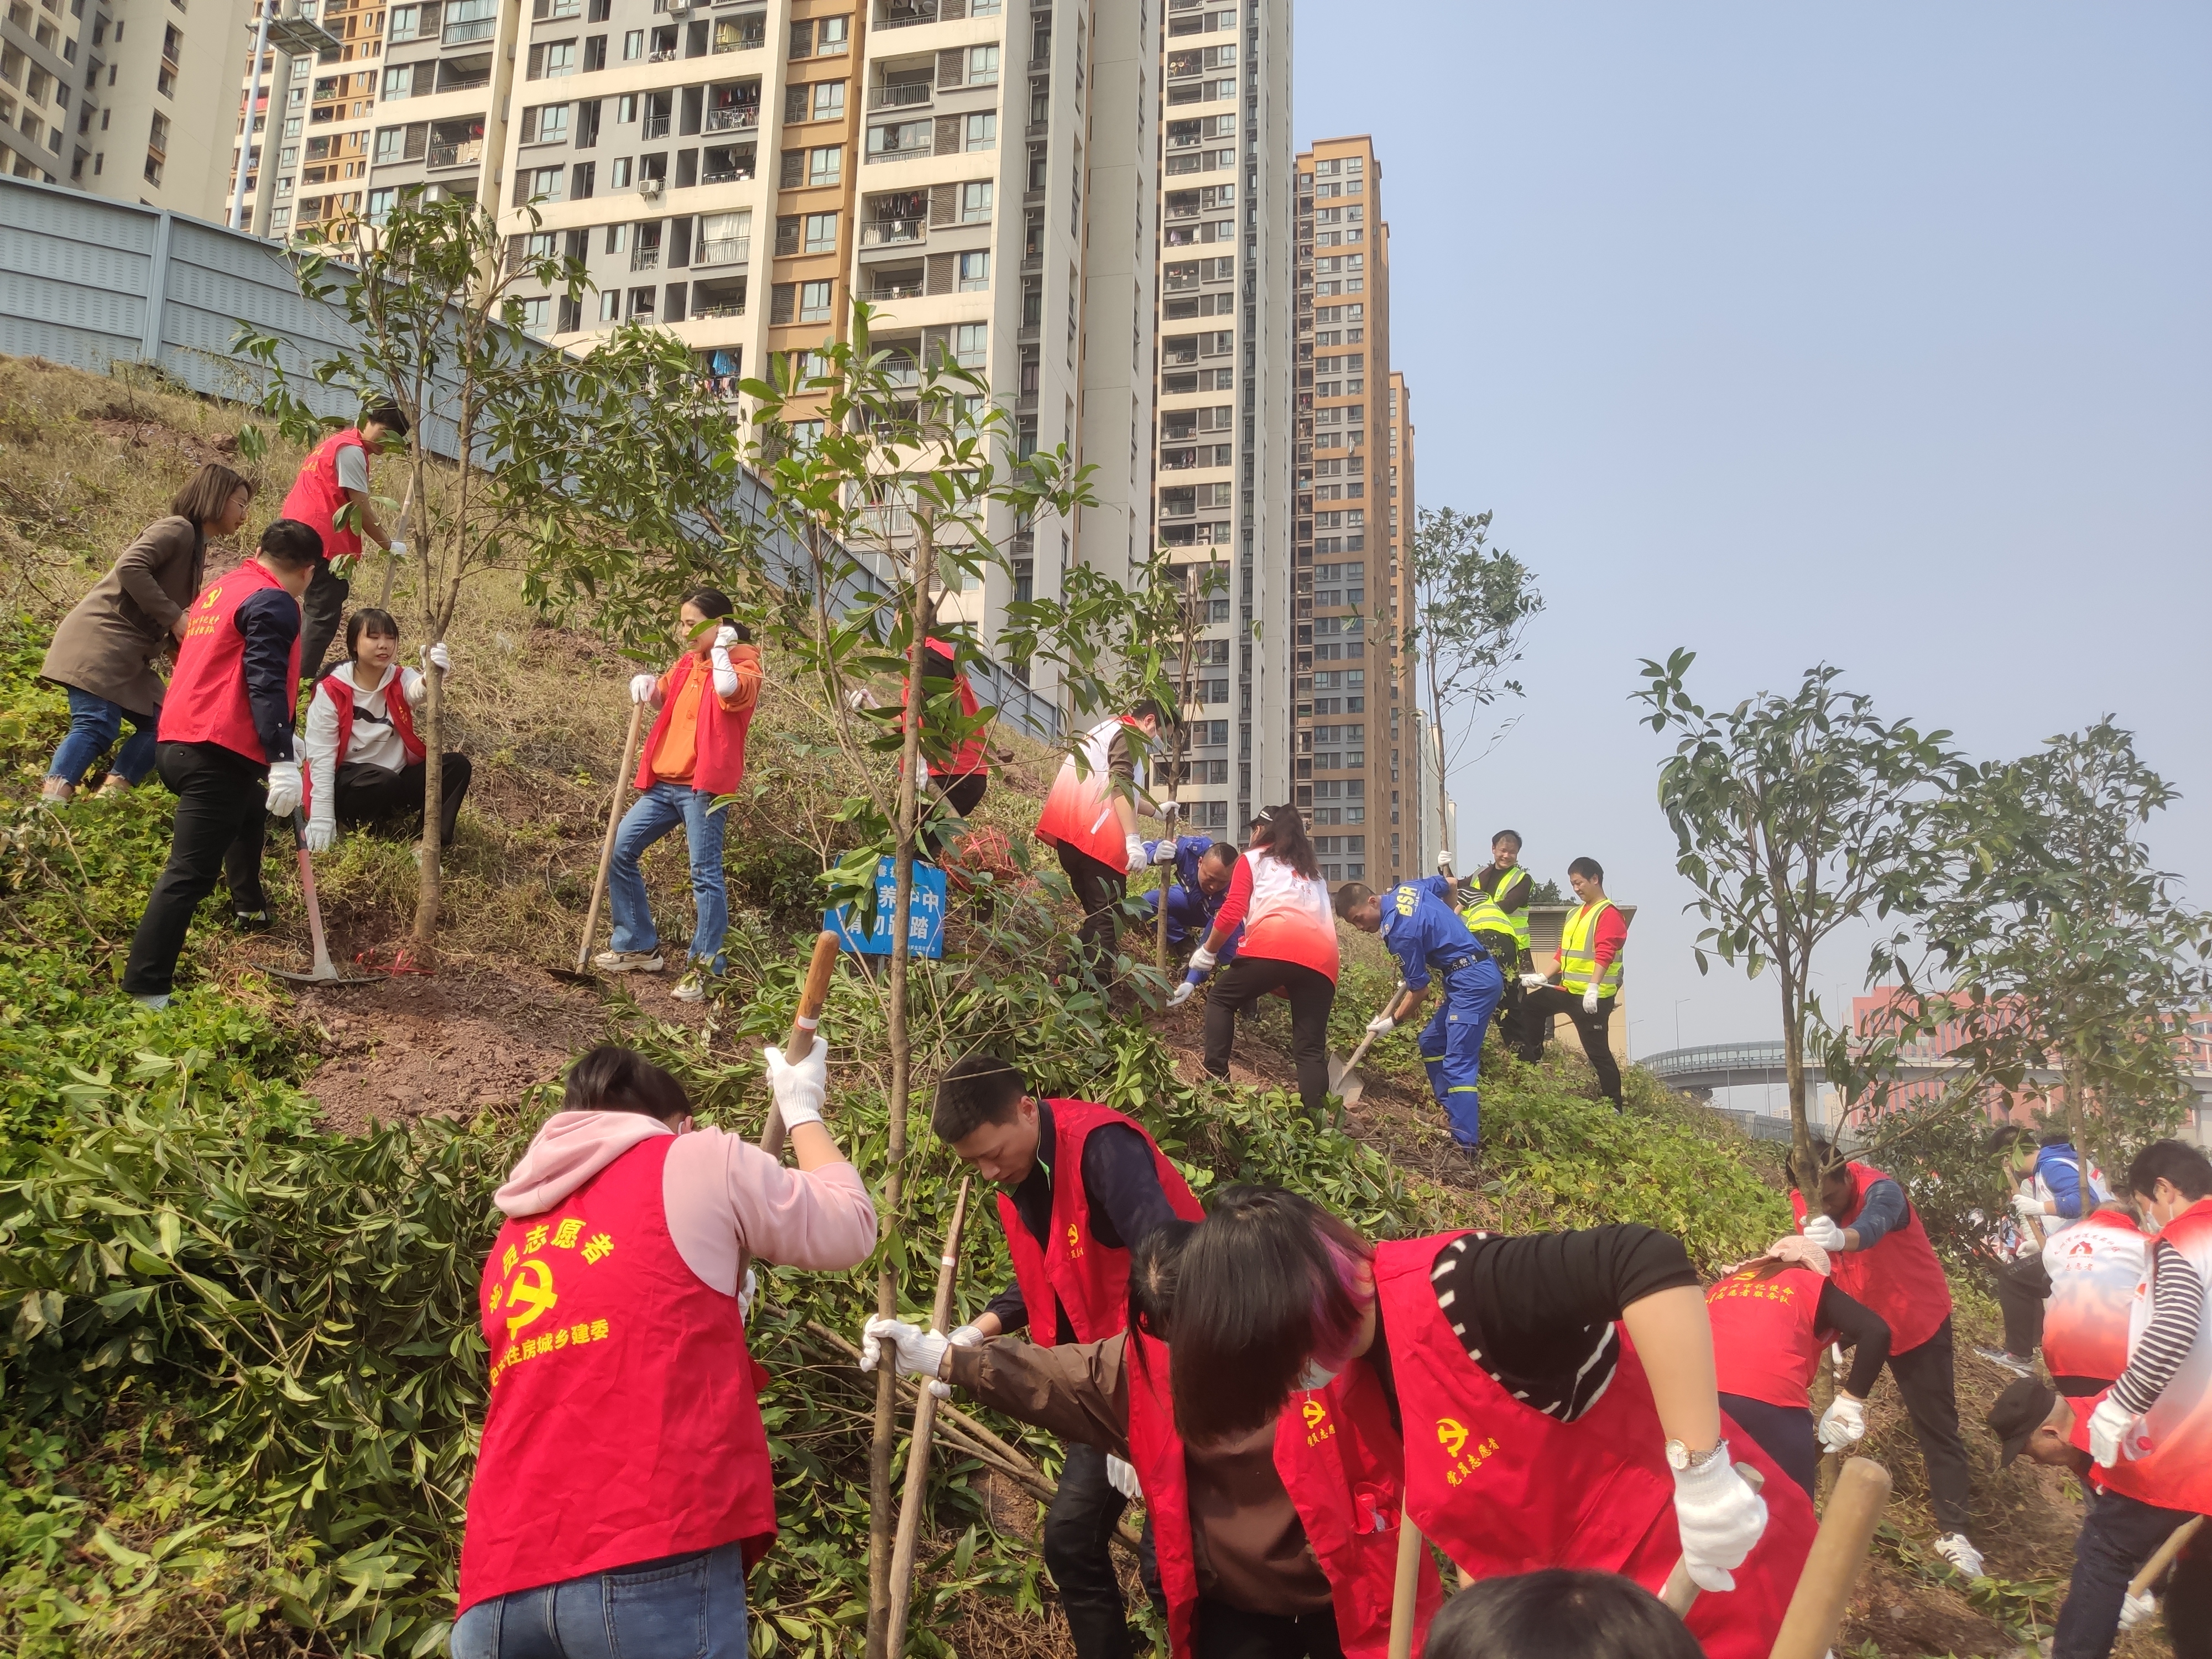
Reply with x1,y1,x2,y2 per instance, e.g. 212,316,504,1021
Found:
1335,873,1504,1159
121,519,324,1010
922,1053,1205,1659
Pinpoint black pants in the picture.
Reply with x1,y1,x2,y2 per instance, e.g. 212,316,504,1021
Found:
1194,1598,1344,1659
1719,1392,1818,1500
1042,1442,1145,1659
1522,984,1622,1105
335,755,471,844
300,556,350,683
922,770,988,860
123,742,272,995
1203,955,1336,1115
1059,842,1128,971
1994,1251,2052,1357
2053,1486,2201,1659
2170,1521,2212,1659
1884,1316,1973,1535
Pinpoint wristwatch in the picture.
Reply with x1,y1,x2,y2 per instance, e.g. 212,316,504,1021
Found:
1666,1436,1729,1473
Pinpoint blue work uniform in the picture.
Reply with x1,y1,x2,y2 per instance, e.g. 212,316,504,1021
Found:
1141,835,1241,969
1379,875,1505,1147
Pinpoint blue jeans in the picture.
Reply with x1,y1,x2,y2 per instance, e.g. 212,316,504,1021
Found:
608,781,728,969
48,687,160,787
450,1540,749,1659
1420,957,1505,1147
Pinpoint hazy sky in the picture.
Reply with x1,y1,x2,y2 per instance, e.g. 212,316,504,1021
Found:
1294,3,2211,1079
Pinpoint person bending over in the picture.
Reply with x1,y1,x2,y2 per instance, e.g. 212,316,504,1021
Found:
1423,1569,1704,1659
301,608,468,853
1033,699,1172,972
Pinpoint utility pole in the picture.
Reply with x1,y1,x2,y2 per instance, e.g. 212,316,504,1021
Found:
230,0,276,231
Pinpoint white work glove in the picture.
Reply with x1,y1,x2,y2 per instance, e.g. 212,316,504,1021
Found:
424,640,451,673
385,539,408,559
1105,1454,1142,1500
1582,985,1601,1014
264,760,302,818
738,1265,758,1324
1365,1013,1396,1037
2119,1589,2157,1631
934,1323,986,1399
1817,1393,1867,1453
1672,1449,1768,1593
764,1040,828,1130
2011,1192,2047,1220
2088,1396,2140,1467
1436,849,1454,875
1187,944,1218,975
1166,979,1196,1009
859,1315,949,1383
1802,1215,1849,1253
1520,973,1549,992
1152,838,1178,865
305,817,337,854
629,672,660,705
1125,834,1149,874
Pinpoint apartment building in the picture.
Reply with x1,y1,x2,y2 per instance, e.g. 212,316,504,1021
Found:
1147,0,1288,838
1290,134,1411,886
227,0,384,238
4,0,255,213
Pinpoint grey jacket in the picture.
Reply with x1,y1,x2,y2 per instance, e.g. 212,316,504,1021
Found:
40,516,206,717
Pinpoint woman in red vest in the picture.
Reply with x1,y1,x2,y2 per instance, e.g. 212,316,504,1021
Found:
595,589,763,1003
1705,1234,1890,1498
301,608,469,854
121,519,324,1009
1161,1188,1812,1659
1034,698,1170,970
278,404,408,679
925,1055,1206,1659
1789,1139,1980,1576
864,1215,1443,1659
453,1039,877,1658
911,632,990,859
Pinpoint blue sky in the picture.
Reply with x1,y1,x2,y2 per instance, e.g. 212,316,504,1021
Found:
1294,3,2212,1080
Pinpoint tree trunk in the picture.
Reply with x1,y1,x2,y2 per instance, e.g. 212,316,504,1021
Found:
2061,1050,2094,1208
865,512,935,1659
1781,969,1814,1186
1426,638,1448,865
409,572,458,954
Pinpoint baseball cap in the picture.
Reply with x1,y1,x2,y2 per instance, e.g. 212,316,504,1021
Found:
1985,1377,2058,1468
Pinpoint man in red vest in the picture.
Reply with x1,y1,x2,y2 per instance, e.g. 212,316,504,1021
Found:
122,520,323,1009
921,1054,1204,1659
1790,1138,1980,1575
278,403,408,679
913,632,990,859
453,1038,878,1657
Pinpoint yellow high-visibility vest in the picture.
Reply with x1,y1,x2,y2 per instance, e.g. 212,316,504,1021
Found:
1458,889,1516,944
1558,899,1623,996
1485,863,1532,950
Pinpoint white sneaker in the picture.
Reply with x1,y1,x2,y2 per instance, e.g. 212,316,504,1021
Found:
132,992,171,1011
593,948,666,973
672,969,709,1003
1932,1533,1984,1578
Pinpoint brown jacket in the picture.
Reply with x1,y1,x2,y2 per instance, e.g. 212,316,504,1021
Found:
40,516,206,717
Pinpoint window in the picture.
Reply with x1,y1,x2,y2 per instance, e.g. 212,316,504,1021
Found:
604,222,628,253
963,111,994,151
815,14,848,53
444,0,496,43
811,80,843,120
770,281,794,323
803,211,837,252
366,186,396,222
611,155,631,186
531,0,579,15
517,296,550,330
967,43,998,84
374,122,426,163
529,39,578,78
521,103,569,143
388,3,422,39
774,213,800,254
797,278,832,321
623,27,642,58
527,164,563,200
959,179,991,222
696,207,749,264
807,144,839,185
953,321,984,367
957,249,988,290
788,18,812,56
599,289,621,321
381,63,422,100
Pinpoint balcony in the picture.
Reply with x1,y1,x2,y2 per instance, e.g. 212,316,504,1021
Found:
860,216,925,248
876,1,939,27
694,236,750,267
867,264,925,300
701,160,754,185
631,246,661,272
428,139,484,170
704,105,760,133
644,114,672,139
869,80,932,110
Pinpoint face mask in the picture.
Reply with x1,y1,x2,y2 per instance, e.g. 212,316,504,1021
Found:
1295,1358,1337,1392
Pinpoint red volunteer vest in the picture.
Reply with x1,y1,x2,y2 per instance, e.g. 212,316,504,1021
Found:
997,1099,1204,1347
635,649,757,796
2040,1209,2146,1389
1036,716,1143,868
458,1136,776,1611
2070,1198,2212,1514
280,427,367,562
1790,1162,1952,1354
1124,1330,1439,1659
1707,1263,1830,1411
320,670,426,769
1374,1236,1817,1659
916,637,988,778
156,558,301,763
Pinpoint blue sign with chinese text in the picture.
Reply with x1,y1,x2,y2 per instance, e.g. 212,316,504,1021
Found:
827,857,947,959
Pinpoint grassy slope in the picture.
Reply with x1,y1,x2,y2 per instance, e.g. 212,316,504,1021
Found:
0,357,2167,1658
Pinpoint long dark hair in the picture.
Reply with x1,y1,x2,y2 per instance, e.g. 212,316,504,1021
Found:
1167,1186,1373,1445
1249,803,1319,881
1423,1570,1704,1659
170,462,252,528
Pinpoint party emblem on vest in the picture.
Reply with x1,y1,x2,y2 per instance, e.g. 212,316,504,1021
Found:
1065,1222,1084,1258
1435,1417,1501,1488
1437,1417,1468,1457
2067,1238,2095,1257
486,1216,618,1387
1302,1398,1334,1446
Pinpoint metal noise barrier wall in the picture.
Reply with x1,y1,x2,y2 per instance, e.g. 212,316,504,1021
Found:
0,174,1061,743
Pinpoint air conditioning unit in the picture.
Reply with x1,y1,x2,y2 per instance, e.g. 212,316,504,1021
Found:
639,176,664,199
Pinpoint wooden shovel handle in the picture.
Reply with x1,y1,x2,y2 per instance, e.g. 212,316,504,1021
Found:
575,700,647,974
1768,1455,1891,1659
1385,1503,1425,1659
1661,1463,1765,1617
2128,1512,2203,1600
883,1177,973,1656
759,930,842,1161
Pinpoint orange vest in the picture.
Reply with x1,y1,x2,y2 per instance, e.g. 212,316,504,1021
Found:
1036,717,1141,867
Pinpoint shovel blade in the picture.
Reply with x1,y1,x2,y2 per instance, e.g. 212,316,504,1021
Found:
1328,1052,1366,1111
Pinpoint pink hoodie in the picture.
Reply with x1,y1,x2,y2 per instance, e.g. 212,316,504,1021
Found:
494,1112,878,1296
